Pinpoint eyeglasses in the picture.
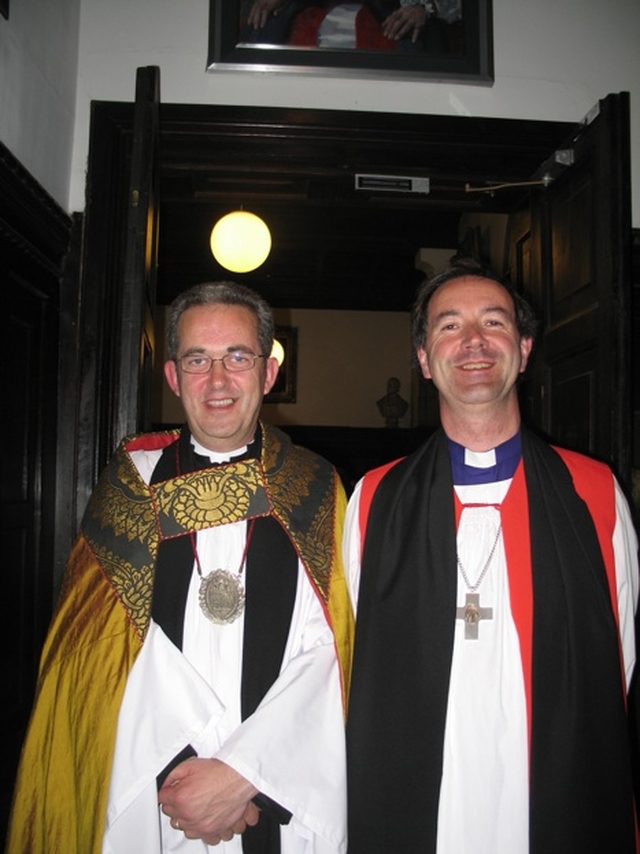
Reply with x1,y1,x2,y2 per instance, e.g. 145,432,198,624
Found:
177,352,267,374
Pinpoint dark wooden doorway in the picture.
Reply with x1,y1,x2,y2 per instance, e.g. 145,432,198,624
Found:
69,86,633,524
509,93,632,481
4,82,634,845
1,143,72,845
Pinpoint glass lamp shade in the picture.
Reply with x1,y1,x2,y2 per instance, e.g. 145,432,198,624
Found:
210,211,271,273
270,338,285,366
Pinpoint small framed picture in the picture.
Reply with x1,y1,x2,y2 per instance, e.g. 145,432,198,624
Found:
266,326,298,404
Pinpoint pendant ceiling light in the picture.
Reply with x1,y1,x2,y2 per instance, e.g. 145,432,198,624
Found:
210,210,272,273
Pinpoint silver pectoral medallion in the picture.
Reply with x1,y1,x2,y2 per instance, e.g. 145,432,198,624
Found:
198,569,245,624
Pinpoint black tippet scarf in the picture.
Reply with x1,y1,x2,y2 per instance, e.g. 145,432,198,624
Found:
152,427,296,854
346,427,636,854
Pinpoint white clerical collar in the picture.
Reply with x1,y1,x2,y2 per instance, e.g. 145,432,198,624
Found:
191,438,248,465
448,432,522,486
464,447,496,468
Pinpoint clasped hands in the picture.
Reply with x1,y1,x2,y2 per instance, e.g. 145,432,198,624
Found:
159,757,260,845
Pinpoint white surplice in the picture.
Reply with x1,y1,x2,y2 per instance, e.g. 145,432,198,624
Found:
343,452,638,854
103,444,347,854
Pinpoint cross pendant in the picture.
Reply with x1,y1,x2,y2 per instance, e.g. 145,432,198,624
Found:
456,592,493,640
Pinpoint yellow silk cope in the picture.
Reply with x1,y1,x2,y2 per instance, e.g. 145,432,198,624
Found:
7,423,353,854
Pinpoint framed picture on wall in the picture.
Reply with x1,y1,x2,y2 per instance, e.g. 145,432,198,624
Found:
208,0,493,84
265,326,298,404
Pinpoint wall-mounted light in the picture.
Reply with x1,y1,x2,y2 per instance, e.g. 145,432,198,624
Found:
210,210,271,273
270,338,285,366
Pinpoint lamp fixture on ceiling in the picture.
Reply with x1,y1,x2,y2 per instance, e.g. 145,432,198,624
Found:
210,210,271,273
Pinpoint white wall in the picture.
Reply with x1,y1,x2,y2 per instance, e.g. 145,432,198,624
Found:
0,0,80,206
68,0,640,225
2,0,638,224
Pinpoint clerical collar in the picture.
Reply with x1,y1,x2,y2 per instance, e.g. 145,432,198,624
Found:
191,436,251,465
448,431,522,485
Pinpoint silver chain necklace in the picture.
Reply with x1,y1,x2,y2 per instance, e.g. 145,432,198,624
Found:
456,521,502,592
456,520,502,640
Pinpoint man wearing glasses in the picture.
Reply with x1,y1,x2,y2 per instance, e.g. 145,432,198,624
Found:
8,282,353,854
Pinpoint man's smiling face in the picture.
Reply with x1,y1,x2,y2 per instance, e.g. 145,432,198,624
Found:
416,275,532,417
164,303,279,453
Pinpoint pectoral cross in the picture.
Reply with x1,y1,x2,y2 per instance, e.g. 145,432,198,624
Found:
456,592,493,640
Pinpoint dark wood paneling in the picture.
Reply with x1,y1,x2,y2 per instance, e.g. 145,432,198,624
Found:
548,350,597,454
129,103,573,310
633,229,640,475
0,142,72,845
278,425,433,493
116,65,160,440
534,95,632,481
76,101,135,494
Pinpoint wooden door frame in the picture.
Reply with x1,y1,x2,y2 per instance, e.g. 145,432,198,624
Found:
69,97,633,561
530,93,633,485
0,140,72,840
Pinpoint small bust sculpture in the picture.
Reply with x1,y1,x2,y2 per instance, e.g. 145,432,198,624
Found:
377,376,408,428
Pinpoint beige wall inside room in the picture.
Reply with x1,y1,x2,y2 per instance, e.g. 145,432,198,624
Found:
154,306,414,429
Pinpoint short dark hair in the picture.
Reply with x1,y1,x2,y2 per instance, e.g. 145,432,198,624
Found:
166,281,275,360
411,259,538,351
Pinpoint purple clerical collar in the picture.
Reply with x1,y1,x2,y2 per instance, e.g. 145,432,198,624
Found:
448,432,522,486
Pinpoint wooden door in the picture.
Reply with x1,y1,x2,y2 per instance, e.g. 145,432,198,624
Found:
114,66,160,442
0,144,71,844
507,92,632,488
61,66,161,561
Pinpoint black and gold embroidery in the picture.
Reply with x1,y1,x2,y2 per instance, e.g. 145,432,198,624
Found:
93,542,155,628
82,423,338,635
151,463,270,537
86,447,159,550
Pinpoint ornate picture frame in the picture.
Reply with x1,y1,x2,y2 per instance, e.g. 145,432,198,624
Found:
208,0,493,84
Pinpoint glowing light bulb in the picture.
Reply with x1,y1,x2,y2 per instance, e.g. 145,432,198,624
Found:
210,211,271,273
